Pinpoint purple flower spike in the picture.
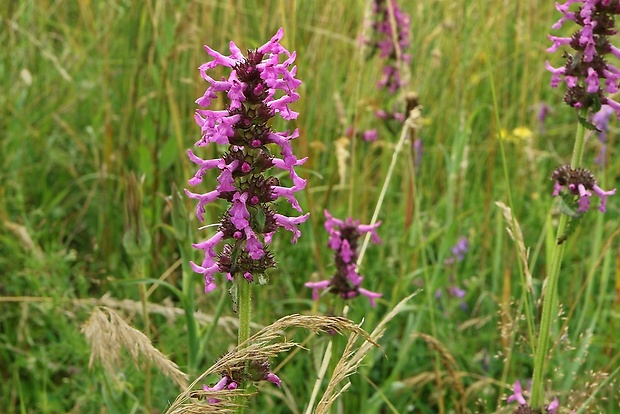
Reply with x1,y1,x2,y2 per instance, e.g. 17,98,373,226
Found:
305,210,382,307
546,0,620,117
364,0,412,93
187,28,308,293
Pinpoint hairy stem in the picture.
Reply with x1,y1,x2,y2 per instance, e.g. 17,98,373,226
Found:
530,111,586,408
236,277,252,414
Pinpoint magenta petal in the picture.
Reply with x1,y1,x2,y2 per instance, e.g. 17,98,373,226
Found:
359,288,382,307
305,280,331,300
204,376,231,392
265,373,281,387
185,188,221,221
272,185,303,212
244,227,265,259
345,264,362,285
193,231,225,258
506,381,527,406
340,239,353,263
274,213,310,243
547,397,559,413
230,192,250,230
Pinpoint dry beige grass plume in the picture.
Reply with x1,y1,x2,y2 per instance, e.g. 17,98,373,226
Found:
495,201,532,292
81,306,188,389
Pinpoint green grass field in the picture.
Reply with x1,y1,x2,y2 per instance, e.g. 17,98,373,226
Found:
1,1,619,413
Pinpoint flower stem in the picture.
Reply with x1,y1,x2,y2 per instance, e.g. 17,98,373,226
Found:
236,277,252,414
530,111,586,408
238,278,252,348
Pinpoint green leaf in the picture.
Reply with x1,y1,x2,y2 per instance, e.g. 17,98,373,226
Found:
577,116,600,133
559,193,582,218
558,216,582,245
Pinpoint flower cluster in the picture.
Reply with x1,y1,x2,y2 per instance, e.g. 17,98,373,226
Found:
507,381,562,414
366,0,412,94
203,359,280,404
186,28,309,293
551,164,616,213
305,210,382,307
546,0,620,115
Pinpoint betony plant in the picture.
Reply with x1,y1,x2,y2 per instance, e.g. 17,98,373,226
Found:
305,210,382,307
185,27,309,408
528,1,618,410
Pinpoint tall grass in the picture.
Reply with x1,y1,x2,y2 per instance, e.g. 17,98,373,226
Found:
1,0,618,413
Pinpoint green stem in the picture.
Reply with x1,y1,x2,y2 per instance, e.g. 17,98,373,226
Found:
235,277,252,414
530,112,586,408
237,278,252,348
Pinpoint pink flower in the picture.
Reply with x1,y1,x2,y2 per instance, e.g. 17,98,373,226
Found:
305,210,382,307
187,28,308,293
551,165,615,214
546,0,620,116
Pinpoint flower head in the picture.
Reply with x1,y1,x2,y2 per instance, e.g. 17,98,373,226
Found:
201,357,280,404
188,28,309,293
305,210,382,307
551,164,616,213
546,0,620,116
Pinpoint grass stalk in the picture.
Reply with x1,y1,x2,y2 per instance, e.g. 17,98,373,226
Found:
357,115,412,265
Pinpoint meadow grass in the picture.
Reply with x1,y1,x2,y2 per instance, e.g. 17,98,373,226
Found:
1,0,619,413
